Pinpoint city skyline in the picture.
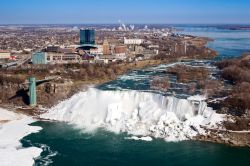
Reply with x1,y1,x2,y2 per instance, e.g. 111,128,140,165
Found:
1,0,250,24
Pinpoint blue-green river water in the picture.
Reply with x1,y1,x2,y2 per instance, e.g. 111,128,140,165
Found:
22,25,250,165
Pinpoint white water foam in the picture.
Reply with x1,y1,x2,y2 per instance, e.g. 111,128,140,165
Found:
125,136,153,142
41,88,224,142
36,144,58,166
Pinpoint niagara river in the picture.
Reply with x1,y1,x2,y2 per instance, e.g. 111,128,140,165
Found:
21,25,250,166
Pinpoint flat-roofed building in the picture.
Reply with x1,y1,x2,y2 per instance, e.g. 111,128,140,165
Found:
148,45,160,49
32,52,48,64
124,38,143,45
114,45,126,54
46,45,61,53
47,53,80,64
142,49,159,59
90,45,103,55
60,47,76,54
114,45,127,57
0,51,11,59
95,59,109,65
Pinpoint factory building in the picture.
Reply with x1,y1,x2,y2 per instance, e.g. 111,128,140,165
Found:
80,29,95,45
32,52,48,64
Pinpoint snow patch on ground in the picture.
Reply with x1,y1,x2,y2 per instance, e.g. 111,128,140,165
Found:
0,108,43,166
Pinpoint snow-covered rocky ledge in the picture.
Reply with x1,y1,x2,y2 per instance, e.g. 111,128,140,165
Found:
0,108,42,166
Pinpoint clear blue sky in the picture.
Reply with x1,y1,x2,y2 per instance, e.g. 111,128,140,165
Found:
1,0,250,24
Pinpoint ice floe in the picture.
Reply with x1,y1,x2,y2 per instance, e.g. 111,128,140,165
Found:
0,108,42,166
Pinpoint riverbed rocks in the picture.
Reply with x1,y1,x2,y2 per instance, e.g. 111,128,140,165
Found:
166,65,209,83
196,128,250,147
150,77,170,91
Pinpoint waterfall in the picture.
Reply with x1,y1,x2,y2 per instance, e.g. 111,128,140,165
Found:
41,88,224,141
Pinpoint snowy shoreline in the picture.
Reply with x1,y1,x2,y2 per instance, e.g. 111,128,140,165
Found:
0,108,43,166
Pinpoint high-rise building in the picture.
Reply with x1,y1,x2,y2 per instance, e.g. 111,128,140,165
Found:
80,29,95,45
103,39,110,55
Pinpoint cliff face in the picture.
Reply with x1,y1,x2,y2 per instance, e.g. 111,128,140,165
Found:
0,60,164,108
0,80,78,108
36,81,79,107
1,83,24,105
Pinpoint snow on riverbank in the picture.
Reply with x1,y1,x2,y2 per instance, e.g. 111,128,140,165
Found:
0,108,43,166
